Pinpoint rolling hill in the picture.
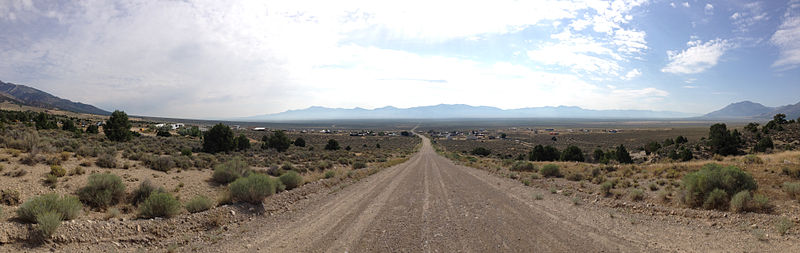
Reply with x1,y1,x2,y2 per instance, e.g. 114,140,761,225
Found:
0,80,110,115
702,101,800,120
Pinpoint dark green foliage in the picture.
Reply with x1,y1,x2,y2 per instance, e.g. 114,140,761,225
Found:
131,180,165,206
17,194,81,223
345,145,351,151
681,164,757,209
86,124,99,134
593,149,606,163
138,192,181,218
104,110,132,142
744,122,759,133
529,145,559,161
185,195,213,213
61,119,78,132
263,130,291,152
753,137,774,153
540,164,561,178
644,141,661,155
560,145,584,162
471,147,491,156
230,173,277,204
675,135,688,144
615,145,632,164
708,123,740,156
203,123,234,153
400,131,411,136
234,134,250,151
212,157,250,184
34,112,58,130
679,147,693,161
668,149,679,160
78,173,126,209
294,137,306,147
500,133,507,139
279,171,303,190
663,138,674,146
325,139,340,150
156,126,171,137
96,153,117,168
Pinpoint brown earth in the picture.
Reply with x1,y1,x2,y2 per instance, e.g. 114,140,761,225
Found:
198,134,800,252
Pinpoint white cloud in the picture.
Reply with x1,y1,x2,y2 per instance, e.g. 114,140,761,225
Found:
771,0,800,69
683,85,698,89
704,4,714,15
670,2,676,8
682,2,690,8
623,69,642,80
730,2,769,33
662,39,731,74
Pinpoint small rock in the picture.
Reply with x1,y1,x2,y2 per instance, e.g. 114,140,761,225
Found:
751,224,759,229
230,210,236,216
136,225,141,233
246,244,252,248
112,241,121,247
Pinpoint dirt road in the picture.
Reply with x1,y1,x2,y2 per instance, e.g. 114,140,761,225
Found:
208,134,800,252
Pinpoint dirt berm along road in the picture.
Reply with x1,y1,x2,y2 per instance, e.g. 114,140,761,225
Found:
208,133,800,252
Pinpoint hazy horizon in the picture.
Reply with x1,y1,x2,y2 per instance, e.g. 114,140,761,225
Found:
2,0,799,119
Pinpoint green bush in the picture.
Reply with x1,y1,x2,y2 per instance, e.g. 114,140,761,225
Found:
471,147,491,156
294,138,306,147
230,174,277,204
96,153,117,168
279,171,303,190
510,162,536,172
17,194,81,223
703,188,729,210
203,123,234,153
600,181,613,196
131,179,165,206
560,145,584,162
324,139,340,150
681,164,757,209
50,165,66,177
630,189,644,201
212,157,251,184
104,110,132,142
147,156,175,172
138,192,181,218
263,130,291,152
539,164,561,178
324,170,336,179
36,211,62,238
730,190,752,213
185,195,213,213
352,161,367,169
77,173,126,209
234,134,250,151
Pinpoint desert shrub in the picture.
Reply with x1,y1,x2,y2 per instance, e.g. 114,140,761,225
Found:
234,134,250,151
185,195,213,213
131,180,165,206
70,166,85,176
703,188,729,210
212,157,250,184
324,170,336,179
600,181,613,196
777,217,794,236
753,137,774,153
104,110,132,142
539,164,561,178
630,189,644,201
782,167,800,179
743,154,763,164
229,173,277,204
510,162,536,172
279,171,303,190
36,211,62,238
96,153,117,168
76,145,99,157
138,192,181,218
147,156,175,172
77,173,126,209
566,173,583,181
615,145,633,164
681,164,757,209
1,189,20,205
315,161,333,171
44,174,58,186
352,161,367,169
324,139,340,150
560,145,584,162
86,124,99,134
104,208,121,220
180,148,192,156
294,138,306,147
263,130,291,152
16,194,81,223
752,194,771,212
648,183,659,191
730,190,753,213
529,145,560,161
203,123,234,153
50,165,66,177
783,182,800,200
471,147,491,156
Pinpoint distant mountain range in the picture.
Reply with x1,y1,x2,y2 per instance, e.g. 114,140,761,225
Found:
702,101,800,120
244,104,700,121
0,80,110,115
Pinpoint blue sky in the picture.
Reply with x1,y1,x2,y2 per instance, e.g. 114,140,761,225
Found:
0,0,799,118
